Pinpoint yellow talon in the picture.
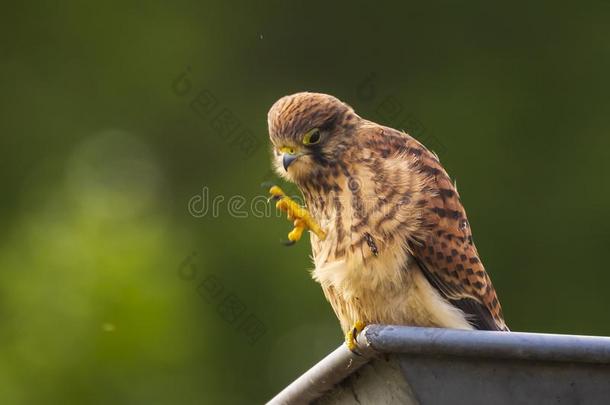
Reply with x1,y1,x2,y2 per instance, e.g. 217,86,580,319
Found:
287,223,304,242
345,320,366,352
269,185,326,243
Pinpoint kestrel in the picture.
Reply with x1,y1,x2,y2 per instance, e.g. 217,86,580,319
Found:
267,92,508,350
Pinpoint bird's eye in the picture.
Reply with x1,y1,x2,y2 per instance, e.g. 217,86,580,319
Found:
303,128,321,145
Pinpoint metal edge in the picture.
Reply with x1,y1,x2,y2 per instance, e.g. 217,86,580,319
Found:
266,325,610,404
363,325,610,364
266,342,376,405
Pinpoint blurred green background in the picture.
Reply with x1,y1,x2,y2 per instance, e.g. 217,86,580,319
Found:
1,1,610,403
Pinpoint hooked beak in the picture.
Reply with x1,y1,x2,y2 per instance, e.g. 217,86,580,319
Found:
280,146,299,171
282,153,298,170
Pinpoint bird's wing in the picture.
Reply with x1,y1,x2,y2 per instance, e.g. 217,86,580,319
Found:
390,130,508,331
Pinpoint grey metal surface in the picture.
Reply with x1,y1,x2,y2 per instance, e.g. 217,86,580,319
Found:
266,344,372,405
361,325,610,364
314,356,418,405
398,354,610,405
267,325,610,404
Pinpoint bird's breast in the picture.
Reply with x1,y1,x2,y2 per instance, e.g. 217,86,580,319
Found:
311,246,471,332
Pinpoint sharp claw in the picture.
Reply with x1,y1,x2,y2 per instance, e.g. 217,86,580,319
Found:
267,184,326,245
350,327,364,356
281,239,296,246
345,321,366,354
348,341,363,357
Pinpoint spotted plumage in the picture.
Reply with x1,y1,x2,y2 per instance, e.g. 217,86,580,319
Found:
267,92,508,333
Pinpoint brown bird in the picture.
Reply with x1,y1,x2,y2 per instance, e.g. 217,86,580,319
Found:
267,92,508,349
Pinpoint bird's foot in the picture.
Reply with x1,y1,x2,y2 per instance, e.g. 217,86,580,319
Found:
345,320,366,353
267,185,326,244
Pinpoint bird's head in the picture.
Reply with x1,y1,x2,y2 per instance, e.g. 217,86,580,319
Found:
267,92,359,183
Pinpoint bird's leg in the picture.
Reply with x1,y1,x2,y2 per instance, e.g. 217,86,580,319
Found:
345,320,366,352
268,185,326,244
